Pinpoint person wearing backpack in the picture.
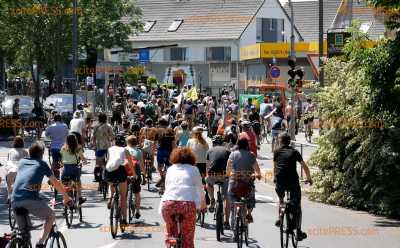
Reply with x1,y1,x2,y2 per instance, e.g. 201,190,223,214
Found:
145,99,157,121
175,121,190,147
126,135,145,219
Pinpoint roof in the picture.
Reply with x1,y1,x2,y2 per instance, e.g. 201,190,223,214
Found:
130,0,265,42
283,0,385,41
331,0,386,40
283,0,342,41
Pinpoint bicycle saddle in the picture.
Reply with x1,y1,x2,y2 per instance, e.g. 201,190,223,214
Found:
14,207,29,216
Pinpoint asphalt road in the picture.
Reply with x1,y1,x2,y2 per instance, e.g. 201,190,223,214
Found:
0,133,399,248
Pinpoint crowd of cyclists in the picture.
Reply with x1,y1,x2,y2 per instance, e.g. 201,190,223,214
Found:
0,83,315,248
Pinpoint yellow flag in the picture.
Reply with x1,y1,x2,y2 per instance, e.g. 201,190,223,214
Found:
191,88,198,101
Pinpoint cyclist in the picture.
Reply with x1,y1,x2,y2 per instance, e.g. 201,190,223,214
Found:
126,135,144,219
160,147,206,248
239,121,257,157
11,142,72,248
206,135,231,229
268,107,286,152
273,133,313,241
5,136,28,202
226,137,262,223
104,135,136,225
175,121,190,147
70,111,85,146
155,118,176,190
45,114,69,177
60,134,87,205
249,106,262,148
92,113,114,183
259,97,273,136
304,98,316,140
138,118,157,183
187,126,209,179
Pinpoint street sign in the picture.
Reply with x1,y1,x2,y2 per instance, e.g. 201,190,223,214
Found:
139,49,150,64
270,66,281,78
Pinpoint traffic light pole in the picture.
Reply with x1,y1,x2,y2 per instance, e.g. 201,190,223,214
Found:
288,0,296,141
72,0,78,112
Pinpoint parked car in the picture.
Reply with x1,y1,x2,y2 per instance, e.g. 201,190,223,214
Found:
1,95,34,118
44,94,84,124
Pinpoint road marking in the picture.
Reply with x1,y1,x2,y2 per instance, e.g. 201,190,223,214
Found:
255,194,278,207
97,241,119,248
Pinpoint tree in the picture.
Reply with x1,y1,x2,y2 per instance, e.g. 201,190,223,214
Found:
78,0,142,84
309,18,400,217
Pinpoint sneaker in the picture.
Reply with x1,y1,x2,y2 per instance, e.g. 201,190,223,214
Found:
275,219,281,227
224,221,230,230
135,211,141,219
79,197,87,205
296,230,307,241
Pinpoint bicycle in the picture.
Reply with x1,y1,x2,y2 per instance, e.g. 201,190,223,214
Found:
109,181,126,239
231,197,249,248
144,153,153,191
62,174,83,228
44,140,62,200
166,214,184,248
214,181,225,241
127,176,138,224
7,207,67,248
278,191,302,248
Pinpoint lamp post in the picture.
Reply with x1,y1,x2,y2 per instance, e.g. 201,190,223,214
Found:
288,0,296,141
72,0,78,112
319,0,324,86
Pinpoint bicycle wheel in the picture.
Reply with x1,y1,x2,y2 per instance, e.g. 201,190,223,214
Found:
280,212,289,248
49,232,67,248
101,181,108,200
7,237,29,248
9,204,16,230
235,215,243,248
146,164,152,191
216,204,223,241
110,196,119,239
291,210,301,248
244,223,249,247
128,184,135,223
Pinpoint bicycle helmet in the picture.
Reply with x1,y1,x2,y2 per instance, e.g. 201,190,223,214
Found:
115,135,126,147
212,135,224,145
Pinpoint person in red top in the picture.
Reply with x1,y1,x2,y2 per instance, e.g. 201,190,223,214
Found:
239,121,257,156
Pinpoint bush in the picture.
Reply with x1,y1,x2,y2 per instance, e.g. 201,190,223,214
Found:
309,27,400,218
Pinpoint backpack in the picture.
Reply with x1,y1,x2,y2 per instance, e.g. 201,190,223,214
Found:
145,104,156,119
178,130,190,147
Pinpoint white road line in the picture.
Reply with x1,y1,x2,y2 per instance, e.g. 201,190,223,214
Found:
97,241,119,248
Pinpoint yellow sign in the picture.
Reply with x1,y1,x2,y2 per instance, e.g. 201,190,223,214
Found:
240,41,328,60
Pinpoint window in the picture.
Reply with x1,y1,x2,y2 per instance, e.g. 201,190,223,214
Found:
168,19,183,32
231,63,237,78
167,47,187,61
144,20,156,32
256,18,284,42
206,47,231,61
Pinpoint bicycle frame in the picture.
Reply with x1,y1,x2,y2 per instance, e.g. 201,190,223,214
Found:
166,214,183,248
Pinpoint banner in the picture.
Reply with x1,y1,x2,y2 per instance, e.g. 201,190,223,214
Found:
239,94,264,110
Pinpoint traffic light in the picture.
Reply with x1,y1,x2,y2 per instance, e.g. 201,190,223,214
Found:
288,58,296,88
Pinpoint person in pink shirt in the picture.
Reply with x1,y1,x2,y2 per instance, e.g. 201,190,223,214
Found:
239,121,257,157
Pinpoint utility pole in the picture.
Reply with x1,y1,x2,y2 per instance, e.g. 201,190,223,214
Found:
319,0,324,87
288,0,296,141
72,0,78,112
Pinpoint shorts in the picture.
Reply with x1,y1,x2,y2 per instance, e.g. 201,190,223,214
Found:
50,148,62,164
129,176,142,194
95,149,108,158
304,116,314,125
61,164,81,182
195,163,206,177
271,129,280,139
275,183,301,207
105,166,127,183
157,149,171,168
206,176,228,197
12,200,54,232
228,181,256,209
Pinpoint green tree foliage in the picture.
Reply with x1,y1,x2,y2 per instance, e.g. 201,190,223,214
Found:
367,0,400,29
309,24,400,217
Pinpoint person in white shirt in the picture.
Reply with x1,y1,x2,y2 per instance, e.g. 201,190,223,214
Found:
187,126,209,178
160,147,206,248
5,136,28,201
70,111,85,145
